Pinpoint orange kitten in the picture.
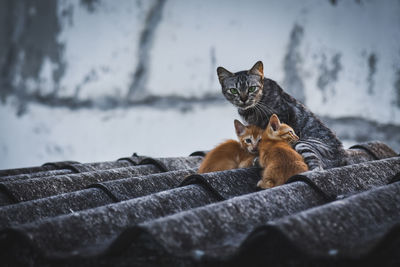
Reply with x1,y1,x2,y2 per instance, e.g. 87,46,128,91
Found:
198,120,263,173
257,114,308,189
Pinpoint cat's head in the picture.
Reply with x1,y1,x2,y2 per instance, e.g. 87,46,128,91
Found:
263,114,299,144
234,119,262,154
217,61,264,110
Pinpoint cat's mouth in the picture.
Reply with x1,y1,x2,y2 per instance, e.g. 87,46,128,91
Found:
249,148,258,154
237,102,256,110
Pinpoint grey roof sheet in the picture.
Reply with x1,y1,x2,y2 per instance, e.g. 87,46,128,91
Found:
0,142,399,266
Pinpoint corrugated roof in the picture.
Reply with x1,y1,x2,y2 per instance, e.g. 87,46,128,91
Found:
0,141,399,266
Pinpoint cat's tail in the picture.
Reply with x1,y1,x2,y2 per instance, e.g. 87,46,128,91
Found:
295,138,344,170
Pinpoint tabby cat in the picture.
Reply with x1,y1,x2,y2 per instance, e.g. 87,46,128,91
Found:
258,114,308,189
217,61,345,170
198,120,262,173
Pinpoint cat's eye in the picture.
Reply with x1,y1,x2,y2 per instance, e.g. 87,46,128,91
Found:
248,86,257,93
229,88,239,94
245,138,252,143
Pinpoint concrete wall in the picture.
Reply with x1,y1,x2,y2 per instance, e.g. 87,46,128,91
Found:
1,0,400,122
1,0,400,168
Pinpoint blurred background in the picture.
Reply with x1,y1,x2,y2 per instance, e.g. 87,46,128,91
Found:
1,0,399,169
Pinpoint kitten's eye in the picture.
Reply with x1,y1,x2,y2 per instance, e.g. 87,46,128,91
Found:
248,86,257,93
229,88,239,94
245,138,252,144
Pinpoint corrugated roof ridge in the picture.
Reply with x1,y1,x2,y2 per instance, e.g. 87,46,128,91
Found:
97,157,400,260
0,145,398,266
0,167,262,261
0,165,161,204
0,168,197,228
229,182,400,266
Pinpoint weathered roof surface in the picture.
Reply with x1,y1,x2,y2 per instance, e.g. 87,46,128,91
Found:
0,142,399,266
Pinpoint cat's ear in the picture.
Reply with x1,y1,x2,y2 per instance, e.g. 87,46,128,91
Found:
248,61,264,78
234,119,246,136
217,67,233,83
269,114,281,131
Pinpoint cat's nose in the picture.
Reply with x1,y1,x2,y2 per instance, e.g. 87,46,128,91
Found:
240,95,248,102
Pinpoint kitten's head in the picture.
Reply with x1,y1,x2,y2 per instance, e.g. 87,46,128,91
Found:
263,114,299,144
234,119,263,154
217,61,264,110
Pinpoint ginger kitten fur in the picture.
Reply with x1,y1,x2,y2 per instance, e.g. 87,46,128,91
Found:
198,120,262,173
258,114,308,189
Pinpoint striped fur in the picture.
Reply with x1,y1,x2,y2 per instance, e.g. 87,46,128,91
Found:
218,61,346,170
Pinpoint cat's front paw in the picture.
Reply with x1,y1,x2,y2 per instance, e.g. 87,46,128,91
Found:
257,179,274,189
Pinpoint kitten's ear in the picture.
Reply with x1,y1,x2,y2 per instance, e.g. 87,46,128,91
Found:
234,119,246,136
217,67,233,83
269,114,281,131
248,61,264,78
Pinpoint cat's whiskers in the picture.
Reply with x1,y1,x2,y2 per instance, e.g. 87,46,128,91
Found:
255,102,272,120
257,106,269,121
254,105,267,123
256,102,276,116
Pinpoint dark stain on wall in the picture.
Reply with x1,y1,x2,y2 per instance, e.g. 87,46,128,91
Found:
128,0,167,101
0,0,176,115
367,53,377,95
316,53,342,103
80,0,101,13
329,0,337,6
329,0,363,6
282,24,306,104
0,0,66,115
209,46,216,87
395,69,400,108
